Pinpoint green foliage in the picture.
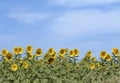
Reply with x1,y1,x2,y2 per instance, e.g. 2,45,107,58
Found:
0,47,120,83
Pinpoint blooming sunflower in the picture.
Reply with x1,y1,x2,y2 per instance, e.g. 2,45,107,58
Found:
112,48,119,56
17,47,24,54
59,48,66,58
69,50,74,57
90,63,95,69
26,45,33,53
35,48,42,56
11,63,18,71
51,51,56,59
100,51,107,59
13,47,19,55
105,54,112,61
48,57,54,64
73,49,79,57
86,51,92,59
1,49,8,56
48,48,55,55
28,53,34,60
23,62,28,68
5,52,13,61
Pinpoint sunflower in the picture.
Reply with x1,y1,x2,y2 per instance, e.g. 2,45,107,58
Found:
1,49,8,56
26,45,33,53
69,50,74,57
5,52,13,61
100,51,107,59
35,48,42,56
73,49,79,57
51,51,56,59
17,47,24,54
36,61,40,65
48,48,55,55
23,62,28,68
36,58,43,65
105,54,112,61
59,48,66,58
90,63,95,69
28,53,34,60
44,53,49,59
39,58,43,64
92,57,96,62
112,48,119,56
11,63,18,71
19,58,23,63
48,57,54,64
96,63,101,67
75,64,79,70
86,51,92,59
13,47,19,55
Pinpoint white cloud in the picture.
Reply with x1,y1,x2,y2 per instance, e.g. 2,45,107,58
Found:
51,9,120,38
50,0,120,7
8,12,48,24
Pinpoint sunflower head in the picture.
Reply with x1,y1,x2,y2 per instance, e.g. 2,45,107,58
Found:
26,45,33,53
36,61,40,65
112,48,119,56
90,63,95,69
35,48,42,56
11,63,18,71
75,64,79,70
50,51,56,59
5,52,13,61
17,47,24,54
19,58,23,63
48,57,54,64
13,47,19,55
69,50,74,57
28,53,34,60
86,51,92,59
100,51,107,59
73,49,79,57
1,49,8,56
48,48,55,55
96,62,101,67
44,52,49,59
39,58,43,64
105,54,112,61
59,48,66,58
23,62,28,68
92,57,96,62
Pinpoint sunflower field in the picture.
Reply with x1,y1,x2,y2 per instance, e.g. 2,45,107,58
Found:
0,46,120,83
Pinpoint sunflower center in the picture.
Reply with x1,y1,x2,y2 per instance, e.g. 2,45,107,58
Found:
48,58,54,62
60,50,65,54
6,53,12,59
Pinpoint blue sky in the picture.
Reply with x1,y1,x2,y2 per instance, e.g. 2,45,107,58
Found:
0,0,120,59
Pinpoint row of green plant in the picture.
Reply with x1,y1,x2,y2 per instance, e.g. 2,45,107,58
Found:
0,46,120,83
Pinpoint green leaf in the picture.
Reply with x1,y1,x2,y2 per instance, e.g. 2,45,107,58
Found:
56,78,62,83
33,79,39,83
42,79,48,83
25,79,30,83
